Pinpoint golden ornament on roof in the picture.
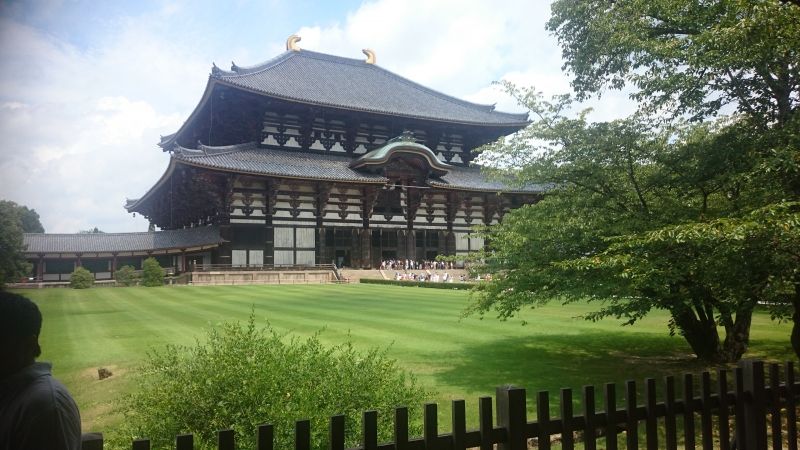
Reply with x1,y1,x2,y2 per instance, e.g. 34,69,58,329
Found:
362,49,376,64
286,34,302,52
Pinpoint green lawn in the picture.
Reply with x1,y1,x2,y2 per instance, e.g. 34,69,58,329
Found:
18,284,796,434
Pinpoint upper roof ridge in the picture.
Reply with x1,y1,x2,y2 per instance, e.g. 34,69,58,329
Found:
217,49,518,116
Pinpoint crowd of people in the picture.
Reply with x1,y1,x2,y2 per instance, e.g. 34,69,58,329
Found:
393,271,460,282
380,259,454,271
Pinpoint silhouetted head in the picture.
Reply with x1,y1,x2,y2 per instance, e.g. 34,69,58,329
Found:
0,291,42,378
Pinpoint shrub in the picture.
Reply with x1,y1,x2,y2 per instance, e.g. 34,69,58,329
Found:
141,257,163,287
359,278,475,290
114,316,430,450
69,267,94,289
114,265,138,287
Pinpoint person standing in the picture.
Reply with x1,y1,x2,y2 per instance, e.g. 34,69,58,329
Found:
0,291,81,450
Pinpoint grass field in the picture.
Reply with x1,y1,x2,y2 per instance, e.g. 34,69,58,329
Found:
18,284,796,434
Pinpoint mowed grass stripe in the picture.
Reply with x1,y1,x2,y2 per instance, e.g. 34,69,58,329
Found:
19,284,794,433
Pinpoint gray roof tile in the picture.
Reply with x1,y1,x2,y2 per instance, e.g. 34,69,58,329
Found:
173,143,544,193
213,50,529,126
24,226,223,254
433,166,547,193
174,144,388,183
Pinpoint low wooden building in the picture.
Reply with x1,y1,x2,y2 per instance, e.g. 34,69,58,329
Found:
23,227,223,281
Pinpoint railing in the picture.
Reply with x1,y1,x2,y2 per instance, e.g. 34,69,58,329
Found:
190,263,336,272
81,360,798,450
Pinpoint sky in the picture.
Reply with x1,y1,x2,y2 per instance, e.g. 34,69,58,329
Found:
0,0,637,233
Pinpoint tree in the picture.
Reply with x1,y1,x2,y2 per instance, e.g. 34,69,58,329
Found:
0,200,45,233
114,265,138,287
470,85,789,362
69,267,94,289
141,257,164,287
113,316,429,450
78,227,104,234
467,0,800,361
548,0,799,127
547,0,800,198
0,201,34,288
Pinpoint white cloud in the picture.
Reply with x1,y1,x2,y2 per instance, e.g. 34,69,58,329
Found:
0,0,639,234
0,15,204,232
293,0,636,121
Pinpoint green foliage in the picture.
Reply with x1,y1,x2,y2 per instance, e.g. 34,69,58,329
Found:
78,227,104,234
114,316,429,450
0,200,34,288
69,267,94,289
548,0,799,126
141,257,163,287
471,82,797,361
359,278,474,290
114,265,138,287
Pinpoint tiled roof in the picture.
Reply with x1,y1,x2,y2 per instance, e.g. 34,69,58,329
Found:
173,143,388,183
172,143,543,193
433,166,547,193
23,226,224,254
212,50,529,126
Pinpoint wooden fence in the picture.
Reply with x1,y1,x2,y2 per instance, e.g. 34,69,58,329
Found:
81,359,798,450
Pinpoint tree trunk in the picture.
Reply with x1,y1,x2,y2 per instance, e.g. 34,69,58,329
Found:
720,308,753,362
792,289,800,360
672,306,723,362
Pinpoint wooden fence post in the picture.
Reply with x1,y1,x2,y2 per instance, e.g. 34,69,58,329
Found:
739,359,767,450
496,385,527,450
80,432,103,450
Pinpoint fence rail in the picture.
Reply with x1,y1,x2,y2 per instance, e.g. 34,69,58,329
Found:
81,360,799,450
189,263,336,272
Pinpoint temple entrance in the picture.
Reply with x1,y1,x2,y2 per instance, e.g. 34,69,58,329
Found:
415,230,440,261
371,229,399,267
325,228,355,268
334,249,351,268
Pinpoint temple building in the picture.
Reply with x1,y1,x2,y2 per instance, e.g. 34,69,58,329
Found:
23,37,543,281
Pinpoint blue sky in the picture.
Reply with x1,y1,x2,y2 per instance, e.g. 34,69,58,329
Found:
0,0,635,233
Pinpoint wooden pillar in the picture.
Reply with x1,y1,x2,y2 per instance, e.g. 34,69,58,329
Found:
351,228,360,268
406,230,416,262
37,255,44,280
75,254,82,267
111,253,118,277
445,231,456,256
317,227,327,265
397,230,407,260
360,228,371,268
180,250,187,274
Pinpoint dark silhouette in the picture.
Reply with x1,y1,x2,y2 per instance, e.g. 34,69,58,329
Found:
0,291,81,450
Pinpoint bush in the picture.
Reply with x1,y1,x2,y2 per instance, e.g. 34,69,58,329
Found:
69,267,94,289
114,265,138,287
359,278,475,290
114,316,430,450
141,257,163,287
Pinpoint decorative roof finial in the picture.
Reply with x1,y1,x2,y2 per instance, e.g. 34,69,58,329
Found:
286,34,302,52
362,49,376,64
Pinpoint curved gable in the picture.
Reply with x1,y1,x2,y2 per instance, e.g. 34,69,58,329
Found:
350,132,451,176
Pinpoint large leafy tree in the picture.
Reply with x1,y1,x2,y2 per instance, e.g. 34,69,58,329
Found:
548,0,800,196
472,87,781,362
0,200,38,288
548,0,799,126
469,0,800,361
0,200,44,233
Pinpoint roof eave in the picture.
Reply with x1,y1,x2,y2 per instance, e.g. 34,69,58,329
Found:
213,78,531,128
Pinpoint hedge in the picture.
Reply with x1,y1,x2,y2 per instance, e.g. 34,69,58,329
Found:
358,278,475,290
